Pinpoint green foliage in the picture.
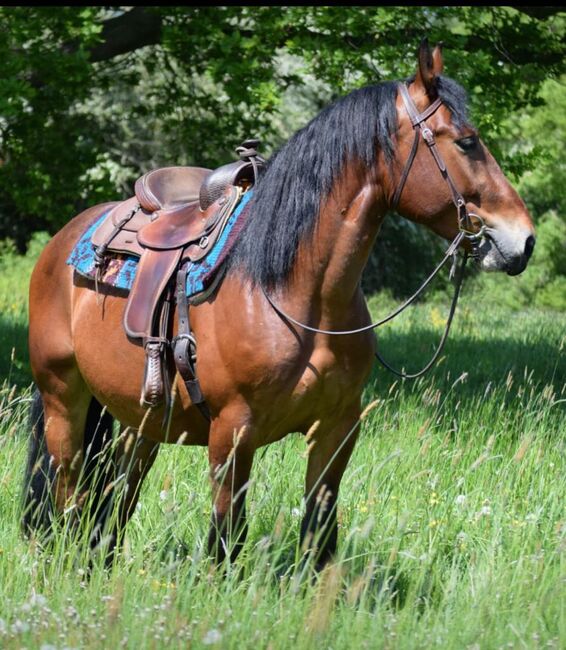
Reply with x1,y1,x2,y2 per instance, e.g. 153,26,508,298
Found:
0,7,564,291
462,76,566,312
0,231,47,386
511,77,566,217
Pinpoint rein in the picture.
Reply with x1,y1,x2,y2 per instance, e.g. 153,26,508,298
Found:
262,82,485,379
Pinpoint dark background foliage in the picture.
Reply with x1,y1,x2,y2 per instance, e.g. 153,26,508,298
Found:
0,6,564,298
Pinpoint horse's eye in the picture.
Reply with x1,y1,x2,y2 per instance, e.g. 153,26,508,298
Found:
456,136,479,152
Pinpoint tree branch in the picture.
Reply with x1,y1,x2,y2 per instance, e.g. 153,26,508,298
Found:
89,7,162,62
511,7,564,20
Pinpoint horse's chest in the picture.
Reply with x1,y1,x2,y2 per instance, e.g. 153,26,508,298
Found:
290,342,372,414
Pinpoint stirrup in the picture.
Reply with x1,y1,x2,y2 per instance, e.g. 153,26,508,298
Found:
140,338,170,409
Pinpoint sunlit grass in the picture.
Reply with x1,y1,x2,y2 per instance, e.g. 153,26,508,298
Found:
0,245,564,648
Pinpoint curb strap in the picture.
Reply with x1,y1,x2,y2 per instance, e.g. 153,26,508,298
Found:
172,264,211,421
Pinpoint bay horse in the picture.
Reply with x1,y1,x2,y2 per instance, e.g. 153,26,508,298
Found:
24,42,535,568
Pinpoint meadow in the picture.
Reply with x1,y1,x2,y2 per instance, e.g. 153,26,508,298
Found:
0,240,564,649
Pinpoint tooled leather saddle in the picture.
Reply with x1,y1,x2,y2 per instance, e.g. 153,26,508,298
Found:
90,139,264,419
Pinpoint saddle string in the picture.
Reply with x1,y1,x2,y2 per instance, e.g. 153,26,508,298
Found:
93,205,141,302
236,139,266,185
262,82,485,379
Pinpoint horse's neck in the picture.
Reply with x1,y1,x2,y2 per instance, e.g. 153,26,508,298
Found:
290,168,387,323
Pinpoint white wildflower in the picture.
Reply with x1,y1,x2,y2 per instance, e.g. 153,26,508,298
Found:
11,619,30,634
203,629,223,645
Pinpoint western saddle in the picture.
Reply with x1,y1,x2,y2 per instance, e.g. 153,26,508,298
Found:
90,139,264,419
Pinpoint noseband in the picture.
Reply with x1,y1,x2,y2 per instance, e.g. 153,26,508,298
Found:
262,83,487,379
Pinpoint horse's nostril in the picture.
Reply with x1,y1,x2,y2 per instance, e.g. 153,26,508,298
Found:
524,235,536,261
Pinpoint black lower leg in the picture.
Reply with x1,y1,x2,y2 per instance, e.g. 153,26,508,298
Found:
21,390,54,537
207,500,248,564
95,436,159,567
300,487,338,570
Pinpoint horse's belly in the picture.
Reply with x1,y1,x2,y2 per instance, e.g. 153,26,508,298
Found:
71,287,209,444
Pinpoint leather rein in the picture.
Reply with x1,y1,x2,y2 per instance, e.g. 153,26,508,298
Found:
262,82,487,379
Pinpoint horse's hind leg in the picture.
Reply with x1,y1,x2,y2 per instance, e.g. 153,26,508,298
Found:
97,429,159,562
24,382,158,565
38,366,95,516
22,387,115,537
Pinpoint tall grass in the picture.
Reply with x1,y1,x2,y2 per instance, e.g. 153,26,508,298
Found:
0,242,564,649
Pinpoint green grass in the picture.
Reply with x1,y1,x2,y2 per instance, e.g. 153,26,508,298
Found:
0,242,564,649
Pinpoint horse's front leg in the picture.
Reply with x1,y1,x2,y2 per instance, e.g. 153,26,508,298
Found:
300,407,361,570
207,410,255,564
93,430,159,562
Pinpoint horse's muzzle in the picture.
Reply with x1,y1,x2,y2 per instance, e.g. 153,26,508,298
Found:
476,228,536,275
505,234,536,276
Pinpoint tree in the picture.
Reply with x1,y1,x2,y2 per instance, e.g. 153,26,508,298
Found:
0,6,564,269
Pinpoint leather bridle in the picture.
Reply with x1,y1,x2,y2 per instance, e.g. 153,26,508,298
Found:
392,83,486,246
262,82,488,379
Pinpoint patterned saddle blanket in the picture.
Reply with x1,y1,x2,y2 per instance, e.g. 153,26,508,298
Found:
67,189,252,302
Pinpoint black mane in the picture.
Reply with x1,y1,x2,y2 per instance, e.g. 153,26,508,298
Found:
227,76,469,288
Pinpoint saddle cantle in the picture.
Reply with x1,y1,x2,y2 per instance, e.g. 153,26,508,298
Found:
88,140,264,416
199,139,263,210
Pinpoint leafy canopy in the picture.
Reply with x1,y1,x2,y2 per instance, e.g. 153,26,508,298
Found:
0,6,563,299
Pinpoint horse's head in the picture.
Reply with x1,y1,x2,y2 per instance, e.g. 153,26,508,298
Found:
389,40,535,276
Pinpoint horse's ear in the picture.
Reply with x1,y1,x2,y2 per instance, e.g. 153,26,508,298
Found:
431,42,444,76
415,39,443,96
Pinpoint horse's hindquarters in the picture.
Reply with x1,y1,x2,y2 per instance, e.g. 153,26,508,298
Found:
28,204,208,446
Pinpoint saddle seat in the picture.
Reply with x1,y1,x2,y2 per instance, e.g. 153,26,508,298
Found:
134,166,211,212
92,185,241,257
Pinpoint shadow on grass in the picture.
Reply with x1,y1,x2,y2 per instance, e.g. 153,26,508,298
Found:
368,324,565,399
